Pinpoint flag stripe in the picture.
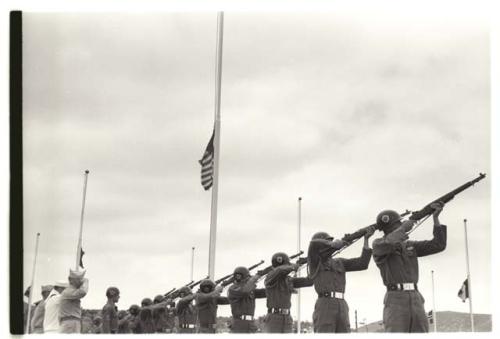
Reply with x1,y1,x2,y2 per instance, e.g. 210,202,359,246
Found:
199,130,215,190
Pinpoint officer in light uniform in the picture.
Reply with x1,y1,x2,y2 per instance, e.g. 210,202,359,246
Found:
59,269,89,333
372,202,446,332
227,267,266,333
263,253,312,333
307,228,374,333
30,284,53,333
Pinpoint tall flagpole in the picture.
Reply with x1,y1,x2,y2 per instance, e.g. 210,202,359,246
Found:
431,270,437,332
76,170,89,270
208,12,224,280
191,247,195,281
296,197,302,333
25,232,40,334
463,219,474,331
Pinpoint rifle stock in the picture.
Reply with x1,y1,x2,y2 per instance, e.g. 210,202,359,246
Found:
256,251,304,277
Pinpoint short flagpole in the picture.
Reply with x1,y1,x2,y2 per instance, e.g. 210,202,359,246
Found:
208,12,224,280
297,197,302,334
463,219,474,331
76,170,89,270
431,270,438,332
25,232,40,334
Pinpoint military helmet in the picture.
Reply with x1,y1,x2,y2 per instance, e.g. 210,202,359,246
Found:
154,294,165,304
200,279,216,292
271,252,290,267
129,304,140,315
233,266,250,278
106,286,120,298
141,298,153,307
179,286,192,295
376,210,401,230
311,231,334,241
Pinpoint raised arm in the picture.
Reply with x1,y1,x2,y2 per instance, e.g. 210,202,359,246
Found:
264,265,297,287
412,203,447,256
60,278,89,300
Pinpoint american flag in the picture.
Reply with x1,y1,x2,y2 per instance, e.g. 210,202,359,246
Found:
199,130,215,190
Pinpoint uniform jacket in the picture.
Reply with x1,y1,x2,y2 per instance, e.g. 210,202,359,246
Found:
59,278,89,320
312,247,372,294
265,265,312,309
101,301,118,333
228,275,266,317
373,224,447,285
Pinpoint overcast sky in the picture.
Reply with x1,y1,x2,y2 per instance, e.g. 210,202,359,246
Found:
21,10,490,324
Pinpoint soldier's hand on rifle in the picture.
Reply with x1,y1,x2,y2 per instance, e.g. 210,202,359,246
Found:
215,285,223,293
430,201,444,224
364,226,376,239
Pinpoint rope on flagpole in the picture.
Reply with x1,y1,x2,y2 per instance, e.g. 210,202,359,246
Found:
76,170,89,270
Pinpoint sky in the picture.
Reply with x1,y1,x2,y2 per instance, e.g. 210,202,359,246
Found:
20,8,491,325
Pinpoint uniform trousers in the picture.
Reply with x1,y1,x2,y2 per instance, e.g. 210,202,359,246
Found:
313,297,350,333
230,318,258,333
383,290,428,332
60,319,81,333
263,313,293,333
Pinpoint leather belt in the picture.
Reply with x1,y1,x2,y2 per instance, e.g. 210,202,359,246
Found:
318,291,344,299
60,316,81,322
234,314,254,320
180,324,195,329
200,324,217,329
268,308,290,315
387,283,418,291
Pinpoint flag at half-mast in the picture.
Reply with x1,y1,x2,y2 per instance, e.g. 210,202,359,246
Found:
199,129,215,190
458,279,469,302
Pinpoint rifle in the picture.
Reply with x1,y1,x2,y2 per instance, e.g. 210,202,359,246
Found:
217,260,265,287
408,173,486,221
317,210,412,258
163,288,176,298
187,276,209,290
256,251,304,277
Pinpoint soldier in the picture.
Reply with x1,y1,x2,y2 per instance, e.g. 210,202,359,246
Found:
164,299,177,333
372,202,446,332
194,279,229,333
117,310,130,333
175,286,197,333
43,281,68,333
152,294,169,333
307,228,374,333
91,316,102,334
227,267,266,333
137,298,155,333
262,253,312,333
59,269,89,333
127,304,141,334
101,286,120,333
30,285,53,333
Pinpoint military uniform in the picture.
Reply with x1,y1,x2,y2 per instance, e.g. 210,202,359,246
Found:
176,292,197,333
312,247,371,332
228,272,266,333
195,280,230,333
101,301,118,333
263,255,313,333
30,300,45,333
59,271,88,334
373,222,446,332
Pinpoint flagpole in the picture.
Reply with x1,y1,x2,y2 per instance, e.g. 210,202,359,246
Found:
76,170,89,270
191,247,195,281
431,270,437,332
463,219,474,331
208,12,224,280
297,197,302,333
25,232,40,334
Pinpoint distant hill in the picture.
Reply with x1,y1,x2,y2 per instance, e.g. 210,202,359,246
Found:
356,311,491,332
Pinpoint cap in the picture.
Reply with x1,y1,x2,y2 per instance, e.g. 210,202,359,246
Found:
69,269,86,279
41,285,54,293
